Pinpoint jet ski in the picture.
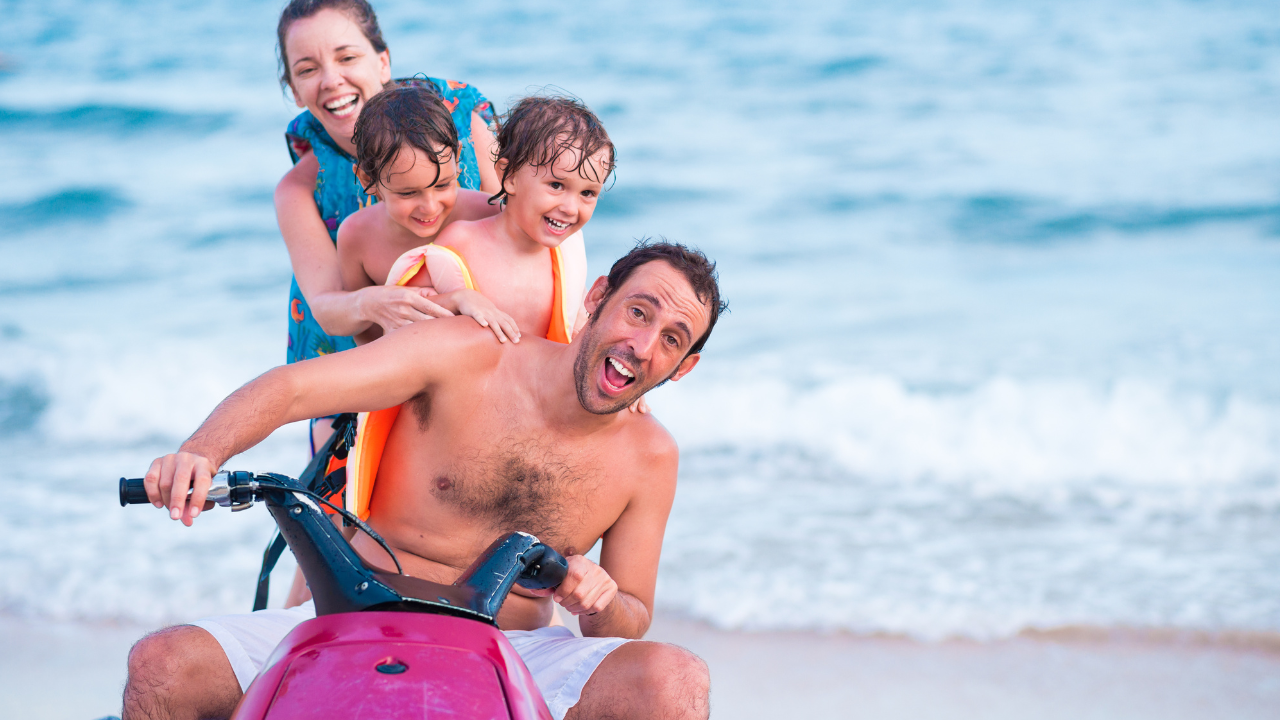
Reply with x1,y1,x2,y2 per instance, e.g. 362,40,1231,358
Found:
119,449,568,718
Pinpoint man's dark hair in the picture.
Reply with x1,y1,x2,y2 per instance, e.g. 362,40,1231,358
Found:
276,0,388,89
491,95,615,205
352,84,459,193
601,240,727,356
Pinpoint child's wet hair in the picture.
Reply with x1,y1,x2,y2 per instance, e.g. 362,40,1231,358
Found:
353,84,460,193
491,95,615,204
276,0,387,89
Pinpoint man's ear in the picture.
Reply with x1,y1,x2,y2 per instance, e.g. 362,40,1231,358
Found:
667,353,701,383
583,275,609,316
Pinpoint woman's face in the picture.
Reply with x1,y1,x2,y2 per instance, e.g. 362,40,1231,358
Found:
284,8,391,153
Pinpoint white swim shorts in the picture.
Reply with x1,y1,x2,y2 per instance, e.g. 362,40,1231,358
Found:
191,602,628,720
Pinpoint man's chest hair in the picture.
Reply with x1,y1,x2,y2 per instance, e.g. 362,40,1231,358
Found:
430,436,606,547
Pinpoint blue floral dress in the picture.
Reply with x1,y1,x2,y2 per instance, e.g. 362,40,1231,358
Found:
283,77,496,364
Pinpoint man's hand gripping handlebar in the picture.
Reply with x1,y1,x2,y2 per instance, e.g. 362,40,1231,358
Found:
120,471,259,511
136,451,221,526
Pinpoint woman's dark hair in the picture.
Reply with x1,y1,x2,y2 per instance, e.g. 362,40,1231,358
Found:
600,239,728,356
276,0,388,88
353,84,459,193
491,94,615,204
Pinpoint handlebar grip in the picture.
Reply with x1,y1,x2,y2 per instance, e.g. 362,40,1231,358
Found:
519,544,569,590
119,477,150,506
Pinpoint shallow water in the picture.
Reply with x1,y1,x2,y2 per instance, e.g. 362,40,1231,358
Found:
1,0,1278,639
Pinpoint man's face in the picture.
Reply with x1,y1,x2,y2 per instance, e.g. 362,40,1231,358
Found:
573,261,710,415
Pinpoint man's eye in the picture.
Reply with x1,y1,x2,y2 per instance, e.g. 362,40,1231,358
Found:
665,335,678,347
630,307,643,318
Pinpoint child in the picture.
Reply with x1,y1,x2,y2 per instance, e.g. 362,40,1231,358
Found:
382,94,611,346
336,84,511,345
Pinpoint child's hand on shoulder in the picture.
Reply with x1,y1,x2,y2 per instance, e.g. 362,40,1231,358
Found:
628,395,650,414
453,289,522,344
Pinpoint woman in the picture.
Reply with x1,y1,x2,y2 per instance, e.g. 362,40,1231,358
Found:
273,0,501,448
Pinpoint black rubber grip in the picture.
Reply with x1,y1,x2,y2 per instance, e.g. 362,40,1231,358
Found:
519,544,569,590
537,547,569,588
119,477,150,506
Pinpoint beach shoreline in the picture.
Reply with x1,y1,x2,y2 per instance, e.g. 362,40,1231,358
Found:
7,611,1278,719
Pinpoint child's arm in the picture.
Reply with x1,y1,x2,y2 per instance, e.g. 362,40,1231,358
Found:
388,226,520,344
429,289,521,344
335,213,378,292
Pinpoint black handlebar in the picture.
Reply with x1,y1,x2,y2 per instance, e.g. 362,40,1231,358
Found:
117,469,567,623
119,477,150,506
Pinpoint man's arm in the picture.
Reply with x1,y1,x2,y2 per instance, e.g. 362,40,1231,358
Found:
145,319,497,525
553,426,679,639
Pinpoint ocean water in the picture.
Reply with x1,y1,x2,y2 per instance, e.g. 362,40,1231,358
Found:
1,0,1278,640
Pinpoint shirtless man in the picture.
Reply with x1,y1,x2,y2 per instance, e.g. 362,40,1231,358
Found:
124,241,725,720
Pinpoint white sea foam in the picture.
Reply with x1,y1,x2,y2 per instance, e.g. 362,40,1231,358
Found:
646,370,1280,638
653,369,1280,488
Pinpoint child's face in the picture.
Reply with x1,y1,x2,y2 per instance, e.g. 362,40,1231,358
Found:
374,145,460,239
501,145,610,248
285,8,391,148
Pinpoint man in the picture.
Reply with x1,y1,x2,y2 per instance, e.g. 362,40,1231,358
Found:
125,241,726,720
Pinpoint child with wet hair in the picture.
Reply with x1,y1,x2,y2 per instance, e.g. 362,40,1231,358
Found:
382,94,615,347
336,83,507,345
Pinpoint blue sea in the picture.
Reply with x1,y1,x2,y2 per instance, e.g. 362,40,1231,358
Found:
1,0,1278,640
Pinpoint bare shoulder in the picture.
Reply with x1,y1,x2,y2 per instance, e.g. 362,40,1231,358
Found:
335,205,384,287
434,215,486,251
337,203,381,248
276,152,318,195
393,315,506,369
451,190,500,222
616,413,680,485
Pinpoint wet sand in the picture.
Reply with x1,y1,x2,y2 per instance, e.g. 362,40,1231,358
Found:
5,612,1279,719
643,616,1280,720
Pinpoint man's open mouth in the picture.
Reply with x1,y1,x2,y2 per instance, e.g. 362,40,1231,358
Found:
603,356,636,391
324,94,359,118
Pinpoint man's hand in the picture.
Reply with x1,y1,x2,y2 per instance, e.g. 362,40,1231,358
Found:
530,552,618,616
144,452,217,527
